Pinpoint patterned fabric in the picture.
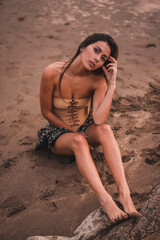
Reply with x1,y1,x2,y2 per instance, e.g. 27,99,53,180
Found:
35,111,94,158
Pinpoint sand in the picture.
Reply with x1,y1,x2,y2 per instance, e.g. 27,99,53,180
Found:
0,0,160,239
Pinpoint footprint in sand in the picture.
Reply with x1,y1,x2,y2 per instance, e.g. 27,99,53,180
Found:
40,188,55,200
40,189,57,212
129,137,137,144
112,96,139,112
106,172,115,185
1,157,17,169
131,192,150,205
112,126,121,138
0,196,26,217
19,136,33,146
44,201,57,213
7,204,26,217
91,150,105,162
122,151,135,163
125,129,134,135
141,145,160,165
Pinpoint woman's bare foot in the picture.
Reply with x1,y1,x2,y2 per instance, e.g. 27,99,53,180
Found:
100,194,128,223
117,192,141,218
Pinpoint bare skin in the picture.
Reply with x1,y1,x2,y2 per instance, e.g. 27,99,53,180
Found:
51,130,128,223
85,123,141,219
40,40,141,223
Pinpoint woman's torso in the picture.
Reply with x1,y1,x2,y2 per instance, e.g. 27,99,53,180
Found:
53,96,92,131
49,61,98,130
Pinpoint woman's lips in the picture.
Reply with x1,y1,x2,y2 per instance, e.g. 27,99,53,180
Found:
89,60,95,68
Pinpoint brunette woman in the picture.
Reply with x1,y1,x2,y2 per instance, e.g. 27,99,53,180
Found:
36,33,141,223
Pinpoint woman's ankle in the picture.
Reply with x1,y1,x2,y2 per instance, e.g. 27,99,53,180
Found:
98,192,113,206
118,184,131,197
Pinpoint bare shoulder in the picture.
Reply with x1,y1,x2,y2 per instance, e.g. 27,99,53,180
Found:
42,61,66,83
92,74,107,91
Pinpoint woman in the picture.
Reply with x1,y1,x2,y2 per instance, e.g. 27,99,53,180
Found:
36,33,141,223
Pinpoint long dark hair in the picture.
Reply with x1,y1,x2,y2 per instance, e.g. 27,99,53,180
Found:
59,33,119,96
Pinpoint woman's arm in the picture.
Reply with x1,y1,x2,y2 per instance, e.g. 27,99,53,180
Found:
40,65,76,132
92,83,115,125
92,56,117,125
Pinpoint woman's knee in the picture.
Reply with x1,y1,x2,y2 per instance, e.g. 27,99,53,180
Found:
96,124,113,139
72,133,88,151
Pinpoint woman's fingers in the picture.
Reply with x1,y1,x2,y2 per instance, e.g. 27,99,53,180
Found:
102,65,109,73
103,59,117,69
107,67,114,72
109,56,117,63
107,63,115,67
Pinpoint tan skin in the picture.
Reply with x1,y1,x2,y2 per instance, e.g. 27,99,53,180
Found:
40,41,141,223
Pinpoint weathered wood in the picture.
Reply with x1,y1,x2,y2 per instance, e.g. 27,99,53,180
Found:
27,184,160,240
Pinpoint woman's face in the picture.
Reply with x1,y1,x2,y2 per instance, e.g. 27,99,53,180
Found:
81,41,111,71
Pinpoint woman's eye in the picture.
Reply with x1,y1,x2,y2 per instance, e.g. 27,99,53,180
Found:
94,48,98,53
101,57,106,62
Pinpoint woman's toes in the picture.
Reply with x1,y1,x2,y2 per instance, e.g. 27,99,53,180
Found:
115,218,120,223
113,214,125,223
128,212,134,218
111,216,119,224
110,218,116,224
123,213,128,219
136,211,142,217
129,211,141,218
135,212,142,218
117,193,141,218
119,212,128,221
118,216,123,221
128,212,137,218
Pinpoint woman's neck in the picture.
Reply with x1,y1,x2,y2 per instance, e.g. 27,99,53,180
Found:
67,55,91,77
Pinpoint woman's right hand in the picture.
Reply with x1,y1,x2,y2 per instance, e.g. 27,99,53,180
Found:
102,56,117,90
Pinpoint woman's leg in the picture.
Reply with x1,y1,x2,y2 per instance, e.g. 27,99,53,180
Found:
85,123,141,217
51,132,128,222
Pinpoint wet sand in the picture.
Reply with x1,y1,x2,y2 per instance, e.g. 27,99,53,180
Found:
0,0,160,239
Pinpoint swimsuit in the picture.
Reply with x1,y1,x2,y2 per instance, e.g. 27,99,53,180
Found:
53,96,92,131
35,96,94,157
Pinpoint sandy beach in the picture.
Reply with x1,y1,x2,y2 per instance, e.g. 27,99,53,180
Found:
0,0,160,239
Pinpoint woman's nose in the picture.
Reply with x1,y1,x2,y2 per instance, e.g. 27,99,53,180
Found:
94,56,99,62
